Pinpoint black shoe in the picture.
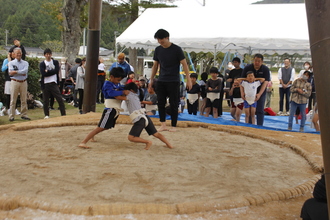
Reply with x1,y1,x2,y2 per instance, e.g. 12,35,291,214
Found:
21,116,31,120
79,109,83,114
49,107,55,110
9,118,14,122
74,104,79,108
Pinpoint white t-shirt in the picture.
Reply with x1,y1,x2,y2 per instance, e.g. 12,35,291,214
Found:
241,80,261,104
44,60,57,84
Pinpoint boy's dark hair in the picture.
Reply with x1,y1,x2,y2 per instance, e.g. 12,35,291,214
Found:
246,71,254,76
209,67,219,74
232,57,241,63
110,67,125,79
201,72,208,82
124,82,138,93
254,53,264,61
44,48,52,55
154,29,169,39
75,58,82,64
190,73,198,79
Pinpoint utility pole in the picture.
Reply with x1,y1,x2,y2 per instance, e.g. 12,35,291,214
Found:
305,1,330,219
114,31,119,58
83,0,102,113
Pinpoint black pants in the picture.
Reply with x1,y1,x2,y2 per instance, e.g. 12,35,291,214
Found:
156,81,180,127
96,75,105,103
43,83,66,116
187,100,198,115
78,89,84,110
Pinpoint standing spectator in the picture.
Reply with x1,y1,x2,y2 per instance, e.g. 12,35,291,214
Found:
149,29,192,132
8,48,30,121
68,58,82,107
187,73,200,115
39,48,66,119
204,67,222,118
277,58,295,116
199,72,208,116
227,57,243,115
307,72,316,111
241,54,270,126
288,71,312,132
239,72,265,124
109,53,133,85
75,57,86,114
297,61,312,79
96,57,106,104
223,61,234,107
59,57,72,95
227,57,243,88
9,38,27,60
1,51,20,115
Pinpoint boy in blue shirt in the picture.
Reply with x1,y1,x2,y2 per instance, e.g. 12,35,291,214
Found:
78,67,129,149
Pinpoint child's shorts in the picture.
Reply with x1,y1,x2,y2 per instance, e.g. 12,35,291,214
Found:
231,102,244,110
244,100,257,108
98,108,119,129
129,115,157,137
206,98,220,108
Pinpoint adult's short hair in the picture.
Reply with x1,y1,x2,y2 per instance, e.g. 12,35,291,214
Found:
44,48,52,55
110,67,125,79
254,53,264,61
154,29,169,39
232,57,241,63
13,47,22,53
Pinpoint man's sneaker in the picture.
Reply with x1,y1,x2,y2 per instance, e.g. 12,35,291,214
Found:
277,111,283,116
15,109,21,115
288,127,292,131
299,128,304,132
21,116,31,120
284,112,290,116
9,118,14,122
44,116,50,119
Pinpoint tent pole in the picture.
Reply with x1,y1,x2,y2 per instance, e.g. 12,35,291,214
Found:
305,1,330,219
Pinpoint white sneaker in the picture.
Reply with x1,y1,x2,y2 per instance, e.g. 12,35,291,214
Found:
1,108,7,116
15,109,21,115
277,111,283,116
44,116,50,119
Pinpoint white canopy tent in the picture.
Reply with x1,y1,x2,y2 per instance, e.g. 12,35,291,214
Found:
117,2,310,55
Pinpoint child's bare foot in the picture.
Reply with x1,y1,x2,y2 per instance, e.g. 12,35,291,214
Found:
78,143,90,149
164,144,174,149
168,127,177,132
158,126,169,132
145,141,152,150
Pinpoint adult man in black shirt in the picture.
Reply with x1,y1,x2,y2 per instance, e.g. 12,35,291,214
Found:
149,29,192,132
241,54,270,126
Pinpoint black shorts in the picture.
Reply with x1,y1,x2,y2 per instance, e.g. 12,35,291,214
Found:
98,108,118,129
129,116,157,137
206,98,220,108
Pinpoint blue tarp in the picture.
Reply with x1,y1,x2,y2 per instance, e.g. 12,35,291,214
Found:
149,110,320,134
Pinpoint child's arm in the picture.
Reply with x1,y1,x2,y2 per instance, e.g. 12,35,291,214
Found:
236,78,246,82
255,78,265,83
114,90,130,100
141,100,153,105
240,84,245,100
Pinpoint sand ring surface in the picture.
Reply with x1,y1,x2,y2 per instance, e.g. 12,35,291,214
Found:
0,116,320,215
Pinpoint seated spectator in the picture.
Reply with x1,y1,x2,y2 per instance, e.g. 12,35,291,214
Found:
301,174,328,220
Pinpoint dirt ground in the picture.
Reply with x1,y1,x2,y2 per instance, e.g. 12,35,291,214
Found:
0,113,323,220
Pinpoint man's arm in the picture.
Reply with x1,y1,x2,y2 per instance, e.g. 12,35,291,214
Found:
148,60,159,88
181,59,192,90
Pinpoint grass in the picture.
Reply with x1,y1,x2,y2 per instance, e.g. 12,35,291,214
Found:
0,72,287,126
